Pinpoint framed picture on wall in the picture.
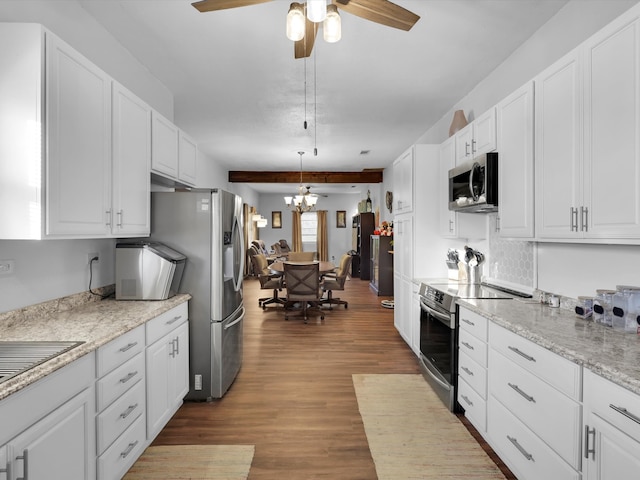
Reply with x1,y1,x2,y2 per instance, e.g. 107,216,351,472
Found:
272,211,282,229
336,210,346,228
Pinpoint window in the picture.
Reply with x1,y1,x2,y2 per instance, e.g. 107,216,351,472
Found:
301,212,317,251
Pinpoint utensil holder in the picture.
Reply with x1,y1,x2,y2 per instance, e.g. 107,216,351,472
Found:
459,264,479,284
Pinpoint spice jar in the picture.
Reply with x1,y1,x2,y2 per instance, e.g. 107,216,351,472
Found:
575,296,593,319
612,286,640,333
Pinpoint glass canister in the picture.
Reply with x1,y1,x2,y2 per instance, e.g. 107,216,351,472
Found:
612,286,640,333
575,296,593,319
593,289,615,326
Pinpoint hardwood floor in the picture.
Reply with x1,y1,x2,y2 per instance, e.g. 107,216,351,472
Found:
153,276,515,479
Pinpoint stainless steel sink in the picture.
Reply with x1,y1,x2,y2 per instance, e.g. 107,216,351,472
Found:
0,341,84,384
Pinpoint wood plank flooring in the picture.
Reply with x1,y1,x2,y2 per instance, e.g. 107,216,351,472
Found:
153,275,515,479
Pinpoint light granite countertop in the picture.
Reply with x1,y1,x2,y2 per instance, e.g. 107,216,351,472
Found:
458,297,640,397
0,293,191,401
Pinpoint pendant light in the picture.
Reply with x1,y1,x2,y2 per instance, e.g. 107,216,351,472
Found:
306,0,327,23
286,2,305,41
323,4,341,43
284,151,319,212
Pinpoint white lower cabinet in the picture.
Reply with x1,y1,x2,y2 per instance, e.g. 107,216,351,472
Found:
583,369,640,480
484,321,581,480
0,354,96,480
146,303,190,441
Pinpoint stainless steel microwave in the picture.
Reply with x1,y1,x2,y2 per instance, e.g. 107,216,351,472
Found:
448,152,498,213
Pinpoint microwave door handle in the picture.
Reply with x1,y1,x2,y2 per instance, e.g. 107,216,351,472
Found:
469,162,480,200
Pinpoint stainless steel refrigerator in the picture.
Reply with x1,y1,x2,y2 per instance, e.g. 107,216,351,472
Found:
150,189,244,400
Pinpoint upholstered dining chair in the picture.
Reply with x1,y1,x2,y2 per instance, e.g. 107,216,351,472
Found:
278,239,292,253
287,251,316,262
283,262,324,323
321,253,352,309
250,253,285,308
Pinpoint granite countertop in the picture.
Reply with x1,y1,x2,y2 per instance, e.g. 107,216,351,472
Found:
0,293,191,401
458,297,640,396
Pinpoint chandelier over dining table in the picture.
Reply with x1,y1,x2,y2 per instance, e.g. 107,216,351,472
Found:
284,151,319,213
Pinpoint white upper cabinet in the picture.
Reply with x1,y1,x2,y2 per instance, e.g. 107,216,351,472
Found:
112,82,151,237
455,108,496,164
393,147,414,214
439,136,457,238
496,82,534,238
151,111,197,187
46,31,112,237
536,4,640,241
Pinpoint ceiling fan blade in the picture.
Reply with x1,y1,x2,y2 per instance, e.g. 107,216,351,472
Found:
294,17,318,59
334,0,420,31
191,0,272,13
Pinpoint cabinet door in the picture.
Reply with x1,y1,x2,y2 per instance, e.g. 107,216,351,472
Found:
455,123,474,163
438,136,457,237
8,388,94,480
583,15,640,238
151,111,179,177
46,32,112,236
534,50,582,239
473,108,497,156
178,131,198,186
584,413,640,480
146,334,171,439
394,214,413,282
497,82,534,238
393,148,414,213
112,82,151,237
410,282,420,355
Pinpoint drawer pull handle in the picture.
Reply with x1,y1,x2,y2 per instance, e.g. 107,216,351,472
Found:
507,435,534,461
120,403,139,419
610,404,640,425
461,341,474,351
15,449,28,480
119,342,138,353
166,315,182,325
584,425,596,459
461,366,474,376
461,395,473,407
460,318,475,327
120,441,138,459
119,371,138,384
508,382,536,403
508,346,536,362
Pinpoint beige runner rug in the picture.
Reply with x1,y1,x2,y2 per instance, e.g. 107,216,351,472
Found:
123,444,255,480
353,374,506,479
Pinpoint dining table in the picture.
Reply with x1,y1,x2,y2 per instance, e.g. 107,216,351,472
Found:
269,260,336,275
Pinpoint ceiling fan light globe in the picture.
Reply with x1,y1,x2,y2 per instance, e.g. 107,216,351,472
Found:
294,195,304,206
286,3,305,41
306,0,327,23
323,4,341,43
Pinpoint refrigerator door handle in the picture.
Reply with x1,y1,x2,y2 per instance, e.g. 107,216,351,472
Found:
224,307,245,330
233,214,244,292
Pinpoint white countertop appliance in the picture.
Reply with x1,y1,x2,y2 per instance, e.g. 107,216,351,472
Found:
115,241,186,300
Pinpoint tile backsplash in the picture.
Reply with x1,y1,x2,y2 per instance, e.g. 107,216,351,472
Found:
487,214,535,288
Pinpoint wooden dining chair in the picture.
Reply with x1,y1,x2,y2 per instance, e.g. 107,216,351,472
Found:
283,262,324,323
321,253,352,309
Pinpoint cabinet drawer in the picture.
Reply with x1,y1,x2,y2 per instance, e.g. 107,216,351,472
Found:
97,415,146,480
488,398,580,480
96,325,144,377
458,350,487,399
146,302,188,345
96,380,145,455
459,307,488,342
489,348,581,468
96,352,144,412
584,369,640,442
459,328,487,368
458,377,486,433
489,322,581,400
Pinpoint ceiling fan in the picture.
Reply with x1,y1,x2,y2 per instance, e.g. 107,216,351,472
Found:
191,0,420,59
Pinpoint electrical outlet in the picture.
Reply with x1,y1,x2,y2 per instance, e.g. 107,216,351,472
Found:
88,252,99,264
194,374,203,390
0,260,15,275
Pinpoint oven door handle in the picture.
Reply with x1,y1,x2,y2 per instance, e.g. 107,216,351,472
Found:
420,299,453,328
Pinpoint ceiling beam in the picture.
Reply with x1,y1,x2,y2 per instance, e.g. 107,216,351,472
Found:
228,171,383,184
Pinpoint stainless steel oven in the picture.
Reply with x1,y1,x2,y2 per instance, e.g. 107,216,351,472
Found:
418,281,516,412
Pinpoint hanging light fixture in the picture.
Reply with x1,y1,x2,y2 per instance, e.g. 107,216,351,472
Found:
323,4,341,43
306,0,327,23
286,2,305,41
284,151,319,213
